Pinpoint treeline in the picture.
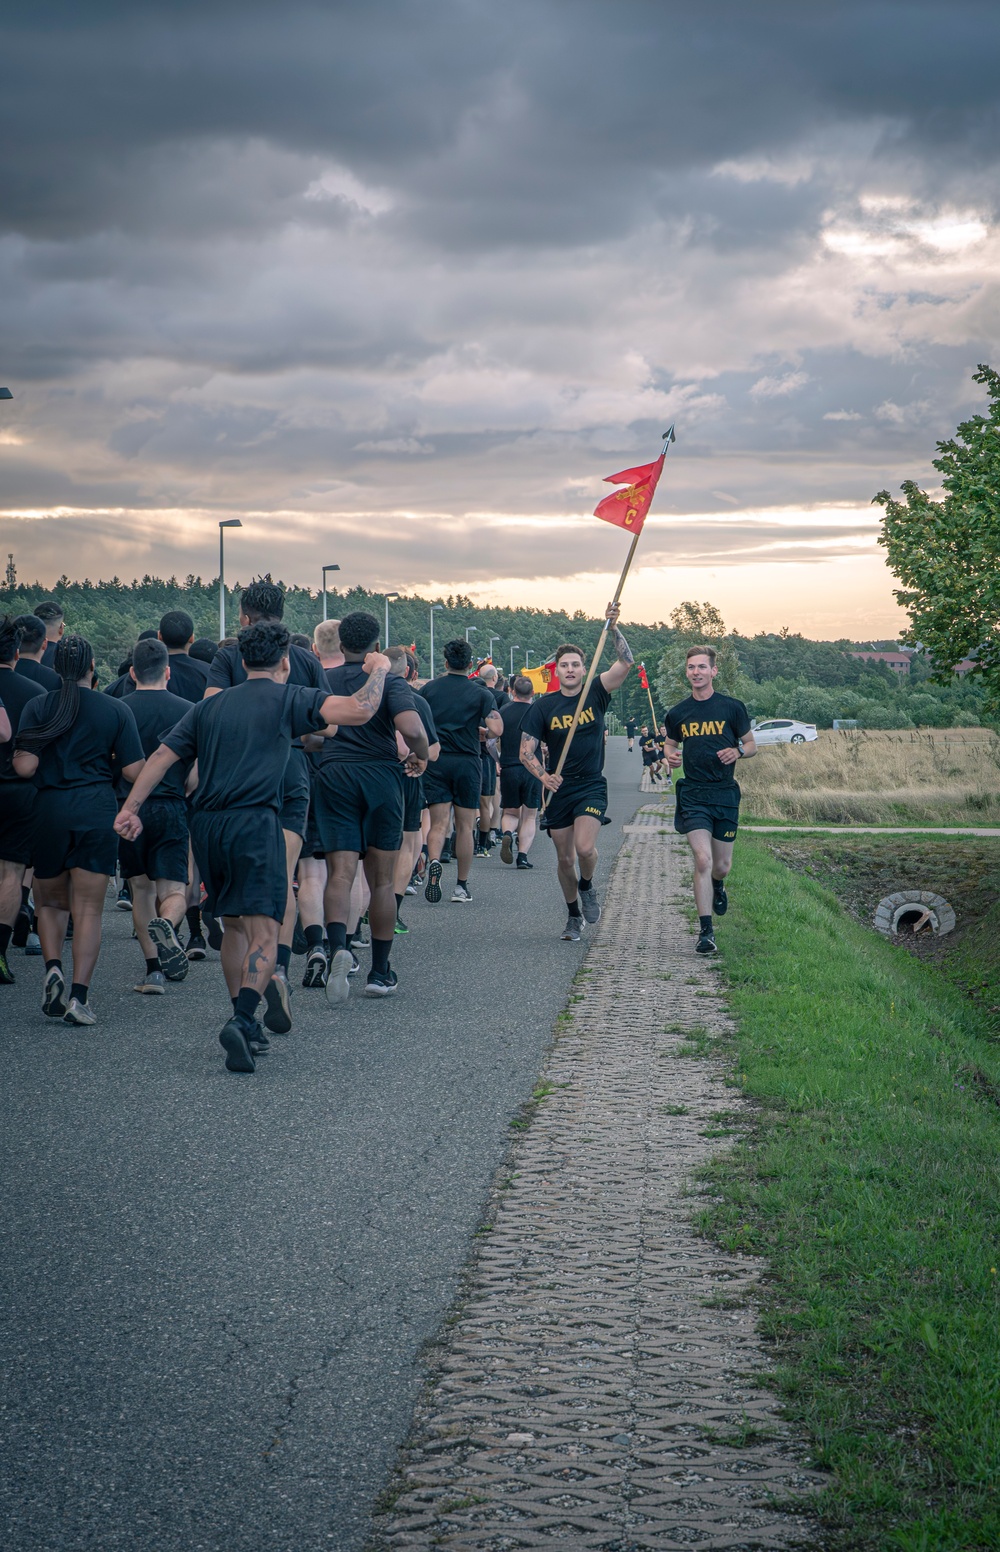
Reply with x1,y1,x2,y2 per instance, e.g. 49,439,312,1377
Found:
0,574,989,730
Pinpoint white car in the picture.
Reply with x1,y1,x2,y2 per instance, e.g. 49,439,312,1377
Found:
751,718,818,745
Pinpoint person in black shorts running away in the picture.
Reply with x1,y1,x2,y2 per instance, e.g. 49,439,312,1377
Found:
498,676,541,869
419,639,503,905
115,622,389,1073
662,644,756,955
309,613,428,1004
519,603,633,942
14,635,146,1025
0,616,44,985
204,577,329,1035
625,715,638,752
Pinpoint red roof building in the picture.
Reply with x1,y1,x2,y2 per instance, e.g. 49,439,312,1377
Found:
849,650,911,674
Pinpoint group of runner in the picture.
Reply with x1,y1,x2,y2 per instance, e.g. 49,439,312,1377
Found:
0,582,755,1072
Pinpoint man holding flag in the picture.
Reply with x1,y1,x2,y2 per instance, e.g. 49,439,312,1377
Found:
518,437,670,941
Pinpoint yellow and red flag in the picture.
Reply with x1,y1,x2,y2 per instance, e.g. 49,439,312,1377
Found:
522,660,560,695
594,453,665,534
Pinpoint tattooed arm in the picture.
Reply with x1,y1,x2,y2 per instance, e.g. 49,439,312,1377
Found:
600,601,634,691
318,652,391,727
521,731,561,792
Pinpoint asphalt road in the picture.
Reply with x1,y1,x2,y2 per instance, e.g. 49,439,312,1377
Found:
1,738,644,1552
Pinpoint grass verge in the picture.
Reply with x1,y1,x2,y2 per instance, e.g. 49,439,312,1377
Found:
700,836,1000,1550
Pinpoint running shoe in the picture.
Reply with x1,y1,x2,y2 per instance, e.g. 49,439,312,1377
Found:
302,949,328,988
12,908,31,949
63,999,97,1026
133,970,166,995
203,911,224,952
219,1014,256,1073
561,915,582,942
712,881,729,917
451,883,472,903
263,972,293,1034
440,840,453,864
500,832,515,865
347,951,361,977
25,932,42,956
473,844,488,859
186,932,208,961
42,967,67,1018
248,1026,270,1053
364,968,398,997
325,947,354,1006
0,950,14,985
579,890,602,926
148,917,190,981
394,917,409,935
424,859,443,904
516,856,533,870
346,928,367,953
116,884,132,912
696,928,718,955
404,879,418,896
291,915,308,956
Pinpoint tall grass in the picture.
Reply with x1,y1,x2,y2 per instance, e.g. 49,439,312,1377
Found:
739,730,1000,825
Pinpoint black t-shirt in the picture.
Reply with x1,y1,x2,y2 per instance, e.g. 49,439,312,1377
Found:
163,679,328,812
419,674,498,758
104,672,134,699
410,690,437,748
122,689,192,800
664,693,752,786
16,658,61,692
521,680,611,783
207,638,327,748
626,719,638,737
17,688,144,794
41,640,58,668
165,652,211,703
498,698,533,767
487,685,510,710
641,735,658,764
0,668,44,781
316,663,416,765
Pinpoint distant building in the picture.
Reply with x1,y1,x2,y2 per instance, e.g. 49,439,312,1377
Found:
953,657,978,677
849,650,911,675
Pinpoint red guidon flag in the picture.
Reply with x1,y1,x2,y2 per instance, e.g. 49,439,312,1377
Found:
594,453,665,534
638,663,649,689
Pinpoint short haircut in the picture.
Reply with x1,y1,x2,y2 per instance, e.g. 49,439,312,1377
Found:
290,632,311,650
338,610,380,654
385,645,408,675
443,638,472,671
159,609,195,650
138,628,159,641
554,642,585,665
404,649,419,680
132,637,170,683
313,619,341,656
189,637,217,664
240,577,285,622
0,614,22,663
686,644,717,666
512,675,533,698
478,663,498,681
33,599,64,626
238,620,290,670
13,614,46,653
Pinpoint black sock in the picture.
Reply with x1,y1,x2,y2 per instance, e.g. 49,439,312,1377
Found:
517,851,528,863
568,899,582,918
699,915,713,934
185,905,201,934
371,937,392,975
276,943,291,973
236,987,260,1020
327,922,348,954
20,884,31,911
145,956,159,975
578,875,593,892
457,877,468,890
70,982,88,1003
304,924,324,950
45,958,61,973
394,893,404,912
232,996,239,1014
0,923,11,954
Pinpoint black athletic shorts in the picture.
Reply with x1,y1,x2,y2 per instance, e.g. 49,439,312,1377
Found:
0,781,36,865
422,752,481,812
313,761,405,855
480,751,497,798
540,776,611,833
279,746,310,840
190,807,287,922
673,778,741,842
402,772,425,832
499,765,542,811
118,797,190,884
32,786,119,879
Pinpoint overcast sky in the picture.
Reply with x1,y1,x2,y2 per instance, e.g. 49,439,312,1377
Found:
2,1,998,635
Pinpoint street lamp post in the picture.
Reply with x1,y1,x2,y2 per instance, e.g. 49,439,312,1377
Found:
488,634,499,663
429,603,444,678
525,650,534,668
465,626,477,645
510,644,520,677
321,563,340,621
384,591,400,646
218,519,243,640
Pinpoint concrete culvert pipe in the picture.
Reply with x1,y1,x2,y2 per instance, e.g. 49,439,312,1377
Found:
874,889,956,938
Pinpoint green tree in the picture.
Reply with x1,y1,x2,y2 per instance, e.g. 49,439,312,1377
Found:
654,600,755,711
875,363,1000,708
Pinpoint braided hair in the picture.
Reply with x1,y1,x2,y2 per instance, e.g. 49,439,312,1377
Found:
16,634,94,752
